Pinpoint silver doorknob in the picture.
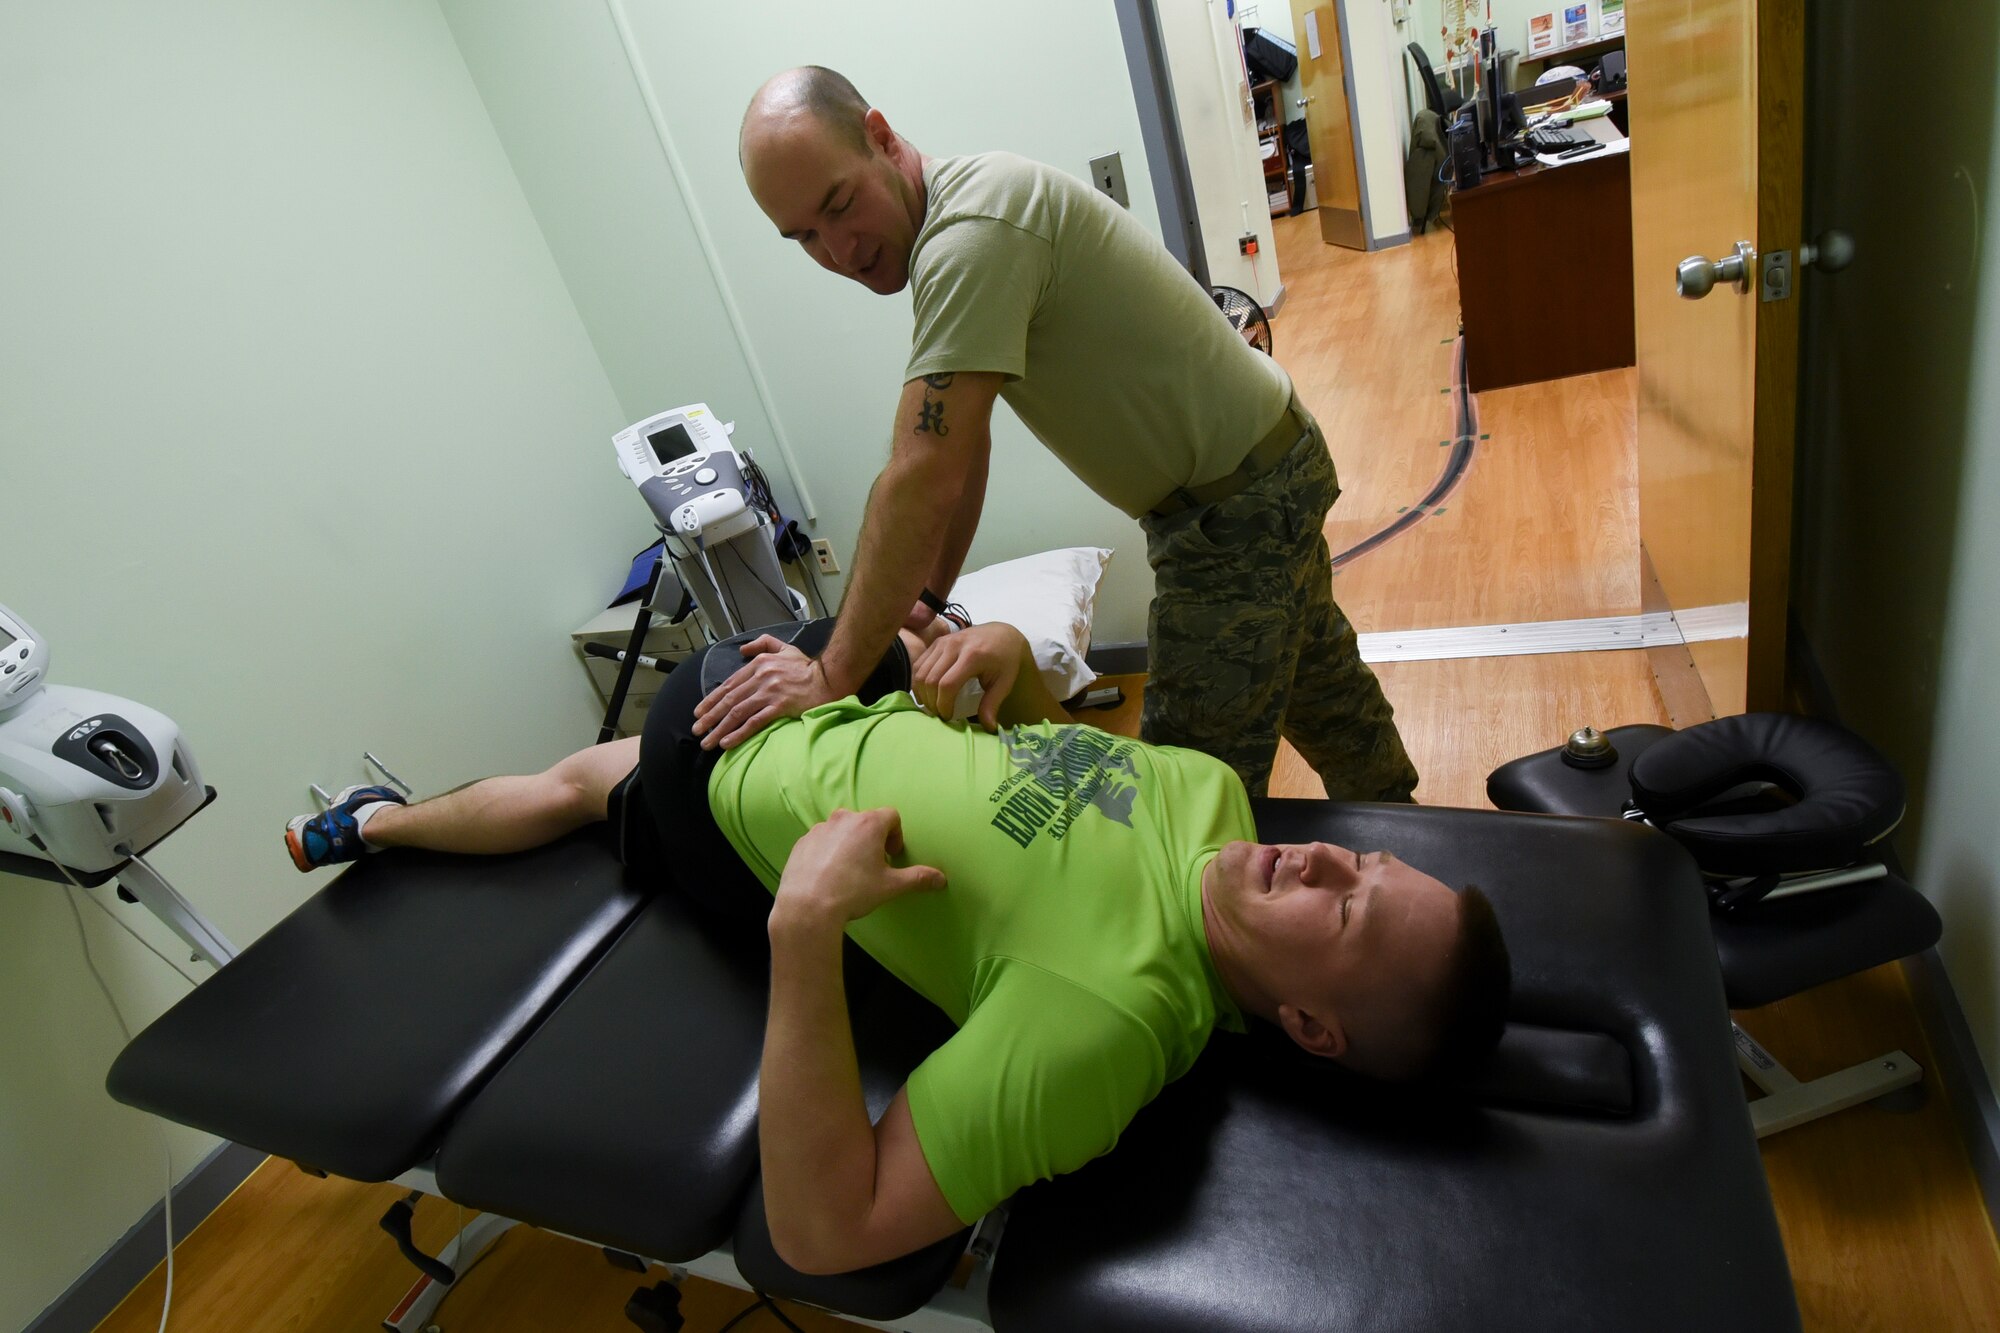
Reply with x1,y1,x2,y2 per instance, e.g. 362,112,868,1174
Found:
1676,241,1758,299
1297,96,1313,107
1801,229,1855,273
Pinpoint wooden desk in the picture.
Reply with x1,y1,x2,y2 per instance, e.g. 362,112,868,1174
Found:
1450,150,1635,392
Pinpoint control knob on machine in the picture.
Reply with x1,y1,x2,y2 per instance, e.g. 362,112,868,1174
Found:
1561,726,1618,770
0,787,40,843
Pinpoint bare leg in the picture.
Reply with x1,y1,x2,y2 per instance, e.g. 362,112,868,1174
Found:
361,737,642,856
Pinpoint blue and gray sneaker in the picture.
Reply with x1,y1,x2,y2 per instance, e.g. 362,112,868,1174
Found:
285,784,406,872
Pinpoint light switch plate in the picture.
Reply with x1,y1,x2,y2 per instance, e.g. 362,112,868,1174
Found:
1089,152,1129,209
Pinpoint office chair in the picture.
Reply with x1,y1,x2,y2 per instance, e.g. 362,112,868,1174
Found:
1406,42,1465,118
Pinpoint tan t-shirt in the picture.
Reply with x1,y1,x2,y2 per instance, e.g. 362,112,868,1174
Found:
904,153,1293,518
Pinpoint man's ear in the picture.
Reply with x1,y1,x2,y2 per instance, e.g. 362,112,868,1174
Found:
863,107,895,153
1278,1003,1347,1061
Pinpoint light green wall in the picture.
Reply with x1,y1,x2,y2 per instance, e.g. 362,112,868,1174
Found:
1792,0,2000,1087
442,0,1168,642
436,0,800,517
0,2,638,1323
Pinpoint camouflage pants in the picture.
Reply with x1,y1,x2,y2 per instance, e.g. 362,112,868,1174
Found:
1140,411,1418,801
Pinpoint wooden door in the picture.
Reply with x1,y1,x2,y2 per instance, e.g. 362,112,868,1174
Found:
1293,3,1365,250
1628,0,1805,714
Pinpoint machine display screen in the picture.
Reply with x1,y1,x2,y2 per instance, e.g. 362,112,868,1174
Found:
647,422,697,464
0,626,13,650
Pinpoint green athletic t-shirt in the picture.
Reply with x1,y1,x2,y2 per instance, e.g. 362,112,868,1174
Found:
709,694,1252,1225
905,152,1293,518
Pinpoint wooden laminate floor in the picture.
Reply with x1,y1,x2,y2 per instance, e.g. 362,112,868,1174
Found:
93,1162,867,1333
1275,222,1641,633
97,212,1998,1333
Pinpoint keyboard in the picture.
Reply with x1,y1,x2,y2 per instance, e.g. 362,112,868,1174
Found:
1525,124,1596,155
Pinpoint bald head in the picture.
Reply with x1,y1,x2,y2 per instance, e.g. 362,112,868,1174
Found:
740,66,927,295
742,65,872,161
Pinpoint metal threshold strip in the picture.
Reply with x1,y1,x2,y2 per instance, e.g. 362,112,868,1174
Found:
1356,604,1749,664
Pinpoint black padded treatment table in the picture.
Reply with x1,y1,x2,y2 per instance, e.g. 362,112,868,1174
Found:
108,801,1802,1332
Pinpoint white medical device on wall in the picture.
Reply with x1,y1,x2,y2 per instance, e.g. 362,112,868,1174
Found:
0,601,235,968
612,403,806,636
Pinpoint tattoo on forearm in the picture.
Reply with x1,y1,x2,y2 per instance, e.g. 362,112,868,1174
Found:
915,378,951,436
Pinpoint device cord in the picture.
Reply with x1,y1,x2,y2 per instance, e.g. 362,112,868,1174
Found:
799,557,831,618
60,872,177,1333
739,540,808,624
693,536,745,637
73,879,204,987
695,528,810,633
716,1291,808,1333
740,453,830,620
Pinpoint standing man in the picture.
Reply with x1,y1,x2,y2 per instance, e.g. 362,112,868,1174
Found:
700,66,1415,800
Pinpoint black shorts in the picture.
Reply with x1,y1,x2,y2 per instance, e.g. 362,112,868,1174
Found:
608,619,912,934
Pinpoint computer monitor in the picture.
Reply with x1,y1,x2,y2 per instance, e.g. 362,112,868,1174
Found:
1477,30,1526,165
1475,28,1497,150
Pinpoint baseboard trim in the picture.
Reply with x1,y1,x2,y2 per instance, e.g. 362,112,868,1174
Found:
1903,948,2000,1240
1265,282,1287,317
1370,229,1413,251
26,1141,264,1333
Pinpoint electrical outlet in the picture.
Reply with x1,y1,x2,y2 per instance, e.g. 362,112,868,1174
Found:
811,539,841,575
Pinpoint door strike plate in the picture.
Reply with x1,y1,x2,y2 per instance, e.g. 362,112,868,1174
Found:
1761,250,1794,303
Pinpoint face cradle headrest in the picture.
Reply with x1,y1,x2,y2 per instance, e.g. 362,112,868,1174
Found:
1628,713,1905,877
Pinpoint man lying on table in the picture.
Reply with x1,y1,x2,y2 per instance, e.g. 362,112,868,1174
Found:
284,618,1510,1275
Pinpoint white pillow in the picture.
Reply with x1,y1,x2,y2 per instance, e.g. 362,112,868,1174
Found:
949,547,1112,701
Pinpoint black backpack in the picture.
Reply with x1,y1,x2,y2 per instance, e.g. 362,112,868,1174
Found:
1242,26,1298,83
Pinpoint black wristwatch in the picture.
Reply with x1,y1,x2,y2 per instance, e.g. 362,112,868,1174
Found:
921,587,972,630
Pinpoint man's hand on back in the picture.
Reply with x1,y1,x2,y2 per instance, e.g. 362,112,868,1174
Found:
692,635,837,751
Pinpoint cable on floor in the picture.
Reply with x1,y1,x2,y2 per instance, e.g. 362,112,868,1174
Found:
716,1290,809,1333
1330,334,1481,570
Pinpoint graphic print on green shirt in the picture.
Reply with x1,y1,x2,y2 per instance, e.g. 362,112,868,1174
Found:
989,724,1143,847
